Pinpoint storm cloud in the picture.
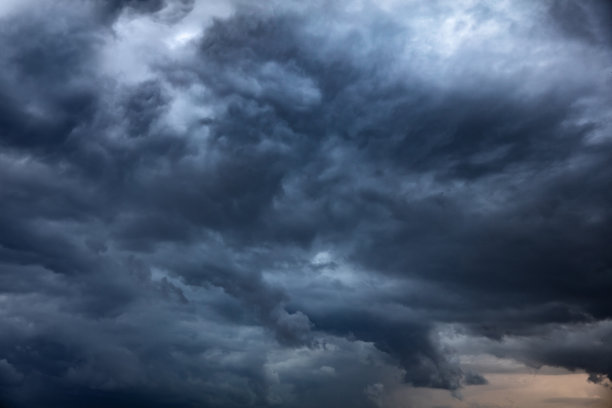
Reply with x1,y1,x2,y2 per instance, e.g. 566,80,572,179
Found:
0,0,611,407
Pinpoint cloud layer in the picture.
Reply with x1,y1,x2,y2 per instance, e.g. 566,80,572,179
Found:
1,0,611,407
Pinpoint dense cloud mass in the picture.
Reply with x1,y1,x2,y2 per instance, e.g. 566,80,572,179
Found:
1,0,611,407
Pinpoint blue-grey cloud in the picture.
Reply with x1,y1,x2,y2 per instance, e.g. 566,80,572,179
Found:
0,0,611,407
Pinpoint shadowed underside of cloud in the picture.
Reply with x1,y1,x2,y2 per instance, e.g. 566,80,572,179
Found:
0,0,612,407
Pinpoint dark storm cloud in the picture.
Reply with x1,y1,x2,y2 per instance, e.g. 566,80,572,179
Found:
99,0,195,23
1,0,612,407
0,8,100,152
465,320,612,383
549,0,612,45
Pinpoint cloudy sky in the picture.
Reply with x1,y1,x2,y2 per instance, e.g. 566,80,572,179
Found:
1,0,612,407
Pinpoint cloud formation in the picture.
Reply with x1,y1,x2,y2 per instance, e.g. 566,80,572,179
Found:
0,0,611,407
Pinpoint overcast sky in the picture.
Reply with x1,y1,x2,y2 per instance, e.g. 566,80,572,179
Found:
1,1,612,407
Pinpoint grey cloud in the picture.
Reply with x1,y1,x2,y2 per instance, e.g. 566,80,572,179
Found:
549,0,612,45
0,360,23,387
99,0,195,22
466,320,612,384
0,0,611,407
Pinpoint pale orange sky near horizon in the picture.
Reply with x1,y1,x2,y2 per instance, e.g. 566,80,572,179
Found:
386,371,612,408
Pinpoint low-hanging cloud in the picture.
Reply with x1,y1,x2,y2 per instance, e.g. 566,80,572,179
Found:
1,0,611,407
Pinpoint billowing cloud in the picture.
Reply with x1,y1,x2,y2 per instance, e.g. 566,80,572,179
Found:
1,0,611,407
